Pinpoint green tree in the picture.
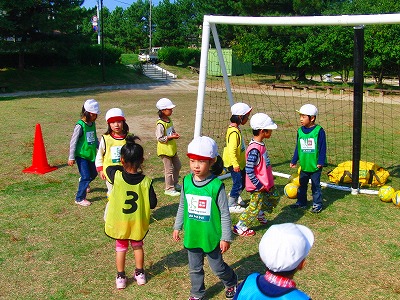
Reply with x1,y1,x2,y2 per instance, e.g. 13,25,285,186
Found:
0,0,87,69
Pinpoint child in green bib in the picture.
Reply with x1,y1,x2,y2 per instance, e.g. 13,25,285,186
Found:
290,104,327,213
173,136,238,300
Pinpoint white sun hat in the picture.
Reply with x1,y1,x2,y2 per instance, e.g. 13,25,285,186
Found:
231,102,252,116
105,108,125,123
296,104,318,116
187,136,218,160
84,99,100,114
259,223,314,272
156,98,176,110
250,113,277,130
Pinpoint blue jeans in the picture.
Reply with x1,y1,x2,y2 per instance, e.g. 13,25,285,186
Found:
187,246,237,298
297,169,322,207
229,168,245,199
75,157,97,201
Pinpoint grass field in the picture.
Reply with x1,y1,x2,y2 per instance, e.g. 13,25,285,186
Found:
0,82,400,299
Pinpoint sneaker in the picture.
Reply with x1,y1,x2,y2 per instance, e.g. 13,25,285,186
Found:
115,276,127,289
174,183,182,191
188,297,204,300
225,285,237,298
311,205,323,213
237,195,246,207
75,199,91,206
164,189,181,197
232,225,255,237
229,205,246,214
134,271,147,285
257,213,268,225
290,203,307,209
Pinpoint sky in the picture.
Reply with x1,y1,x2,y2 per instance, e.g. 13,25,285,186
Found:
82,0,160,11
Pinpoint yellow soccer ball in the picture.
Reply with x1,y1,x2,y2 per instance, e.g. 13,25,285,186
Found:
284,183,298,199
378,185,395,203
291,176,300,187
392,190,400,206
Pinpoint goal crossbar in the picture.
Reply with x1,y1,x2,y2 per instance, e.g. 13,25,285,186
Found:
195,13,400,138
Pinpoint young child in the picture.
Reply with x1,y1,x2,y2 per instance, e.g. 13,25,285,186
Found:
155,97,182,197
95,108,129,197
68,99,100,207
233,113,280,237
222,102,252,213
233,223,314,300
173,136,238,300
104,135,157,289
290,104,327,213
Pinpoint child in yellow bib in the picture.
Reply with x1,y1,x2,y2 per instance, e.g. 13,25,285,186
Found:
155,98,182,197
104,135,157,289
96,108,130,198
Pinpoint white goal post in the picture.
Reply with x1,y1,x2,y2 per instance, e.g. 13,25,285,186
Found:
194,13,400,138
194,13,400,194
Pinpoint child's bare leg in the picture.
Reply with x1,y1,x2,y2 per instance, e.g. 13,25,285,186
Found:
133,246,144,269
116,251,126,272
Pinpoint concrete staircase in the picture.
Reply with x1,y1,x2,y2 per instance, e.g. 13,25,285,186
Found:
142,63,177,81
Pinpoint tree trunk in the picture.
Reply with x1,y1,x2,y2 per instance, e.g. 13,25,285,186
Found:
18,50,25,70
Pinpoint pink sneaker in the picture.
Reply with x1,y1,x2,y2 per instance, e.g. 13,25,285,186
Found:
75,199,91,206
115,276,127,289
134,271,146,285
233,225,255,237
257,213,268,225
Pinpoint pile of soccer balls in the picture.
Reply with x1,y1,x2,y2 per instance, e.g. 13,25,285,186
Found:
378,185,400,207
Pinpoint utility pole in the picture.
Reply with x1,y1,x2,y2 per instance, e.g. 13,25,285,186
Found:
149,0,152,54
96,1,100,44
100,0,105,82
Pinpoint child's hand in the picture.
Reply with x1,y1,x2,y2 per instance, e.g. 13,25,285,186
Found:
289,163,297,168
233,166,240,172
99,170,106,180
220,240,230,253
172,133,180,139
173,229,181,241
68,159,75,166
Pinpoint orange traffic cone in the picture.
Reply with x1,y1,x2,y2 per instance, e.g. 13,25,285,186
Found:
23,123,58,174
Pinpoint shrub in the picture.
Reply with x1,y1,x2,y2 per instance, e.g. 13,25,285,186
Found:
158,47,180,65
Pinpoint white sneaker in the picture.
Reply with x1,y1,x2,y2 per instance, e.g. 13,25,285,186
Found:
164,190,181,197
237,195,246,207
229,205,246,213
75,199,91,206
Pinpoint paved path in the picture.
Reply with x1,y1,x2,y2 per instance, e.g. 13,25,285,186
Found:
0,79,199,98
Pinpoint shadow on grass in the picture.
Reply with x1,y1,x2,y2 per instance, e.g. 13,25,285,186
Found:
146,248,188,279
206,252,265,298
151,202,179,222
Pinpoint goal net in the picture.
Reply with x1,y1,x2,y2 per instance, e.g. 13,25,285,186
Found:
194,14,400,191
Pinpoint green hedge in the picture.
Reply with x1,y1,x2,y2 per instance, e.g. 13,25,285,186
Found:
158,47,200,66
0,44,123,68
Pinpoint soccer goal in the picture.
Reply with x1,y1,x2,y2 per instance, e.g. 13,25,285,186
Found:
194,14,400,193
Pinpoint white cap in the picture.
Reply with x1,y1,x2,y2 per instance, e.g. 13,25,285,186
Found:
296,104,318,116
105,108,125,123
156,98,176,110
187,136,218,160
259,223,314,272
250,113,277,130
231,102,252,116
84,99,100,114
